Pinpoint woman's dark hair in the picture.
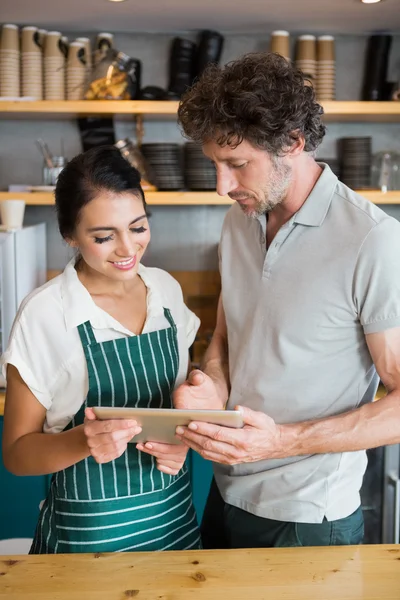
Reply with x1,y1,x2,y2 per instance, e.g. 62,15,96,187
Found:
55,145,147,239
178,52,326,155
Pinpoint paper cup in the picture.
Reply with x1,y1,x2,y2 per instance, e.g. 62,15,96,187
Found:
317,36,335,61
1,24,19,51
270,31,290,60
296,35,316,61
21,26,41,53
0,200,25,230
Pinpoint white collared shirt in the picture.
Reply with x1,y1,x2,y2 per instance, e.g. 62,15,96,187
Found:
1,259,200,433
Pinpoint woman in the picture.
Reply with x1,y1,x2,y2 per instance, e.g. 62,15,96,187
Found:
1,146,201,553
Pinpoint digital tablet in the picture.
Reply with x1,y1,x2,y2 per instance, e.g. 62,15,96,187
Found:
92,407,244,445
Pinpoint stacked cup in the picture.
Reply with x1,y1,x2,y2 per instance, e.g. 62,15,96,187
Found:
270,31,291,62
0,24,20,97
21,26,43,99
94,32,114,66
76,37,92,72
66,41,87,100
316,36,336,101
295,35,316,86
44,31,65,100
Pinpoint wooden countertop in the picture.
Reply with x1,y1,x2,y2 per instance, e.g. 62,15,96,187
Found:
0,545,399,599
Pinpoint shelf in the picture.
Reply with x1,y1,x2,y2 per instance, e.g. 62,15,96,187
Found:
0,100,399,121
0,190,399,206
0,100,179,120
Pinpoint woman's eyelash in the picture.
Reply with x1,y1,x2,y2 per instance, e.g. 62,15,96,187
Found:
94,227,147,244
94,235,112,244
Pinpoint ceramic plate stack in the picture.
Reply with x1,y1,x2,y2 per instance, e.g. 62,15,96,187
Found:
184,143,216,190
141,143,184,190
0,24,20,97
21,26,43,99
316,36,336,101
43,31,65,100
338,137,372,189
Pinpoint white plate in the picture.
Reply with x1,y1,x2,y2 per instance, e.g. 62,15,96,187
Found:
30,186,55,192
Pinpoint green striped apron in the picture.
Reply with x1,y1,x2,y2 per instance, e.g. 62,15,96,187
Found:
30,307,201,553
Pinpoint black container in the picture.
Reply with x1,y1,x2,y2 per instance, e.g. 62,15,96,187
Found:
168,37,197,98
362,35,392,101
195,30,224,79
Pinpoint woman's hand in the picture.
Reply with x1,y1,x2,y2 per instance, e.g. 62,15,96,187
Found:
136,441,188,475
83,407,142,464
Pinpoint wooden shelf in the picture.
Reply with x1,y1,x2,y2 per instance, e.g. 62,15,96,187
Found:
0,190,399,206
322,101,400,122
0,100,179,120
0,100,399,121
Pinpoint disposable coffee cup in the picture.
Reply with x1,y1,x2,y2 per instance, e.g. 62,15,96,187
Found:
96,32,114,51
67,41,86,67
21,26,41,53
1,24,19,51
44,31,63,57
296,35,316,61
270,31,290,60
0,200,25,230
317,36,335,61
76,37,92,68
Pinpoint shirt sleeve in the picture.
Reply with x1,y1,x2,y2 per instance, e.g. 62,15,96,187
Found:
1,312,52,409
353,217,400,335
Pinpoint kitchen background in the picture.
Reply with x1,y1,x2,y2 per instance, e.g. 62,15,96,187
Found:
0,0,400,550
0,32,400,272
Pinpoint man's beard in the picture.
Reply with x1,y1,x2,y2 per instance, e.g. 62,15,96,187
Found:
236,158,292,219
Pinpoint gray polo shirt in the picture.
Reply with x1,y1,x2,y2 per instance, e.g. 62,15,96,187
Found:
215,163,400,523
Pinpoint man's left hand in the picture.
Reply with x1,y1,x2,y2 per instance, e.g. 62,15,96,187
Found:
175,406,286,464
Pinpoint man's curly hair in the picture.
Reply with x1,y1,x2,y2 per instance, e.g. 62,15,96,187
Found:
178,52,326,155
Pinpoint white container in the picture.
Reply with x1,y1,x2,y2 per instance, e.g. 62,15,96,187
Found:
0,199,25,230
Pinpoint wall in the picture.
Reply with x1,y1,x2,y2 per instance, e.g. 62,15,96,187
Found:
0,32,400,271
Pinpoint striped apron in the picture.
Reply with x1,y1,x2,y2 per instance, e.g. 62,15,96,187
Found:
30,307,201,553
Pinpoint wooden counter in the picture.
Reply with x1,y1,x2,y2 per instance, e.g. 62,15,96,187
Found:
0,545,399,599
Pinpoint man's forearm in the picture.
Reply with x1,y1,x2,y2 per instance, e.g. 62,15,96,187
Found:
281,390,400,457
201,330,230,406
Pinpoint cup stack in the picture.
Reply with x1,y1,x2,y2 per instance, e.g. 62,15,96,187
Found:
37,29,47,48
43,31,65,100
94,32,114,66
21,26,43,99
0,24,20,97
66,41,86,100
270,30,290,62
76,37,92,71
295,35,316,86
316,36,336,101
338,137,372,190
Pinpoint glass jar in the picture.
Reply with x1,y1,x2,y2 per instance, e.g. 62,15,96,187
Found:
85,49,141,100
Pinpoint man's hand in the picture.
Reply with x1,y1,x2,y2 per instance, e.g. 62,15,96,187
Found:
173,369,225,410
136,441,188,475
175,405,286,464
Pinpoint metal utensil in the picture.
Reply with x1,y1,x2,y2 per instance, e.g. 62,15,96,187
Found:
35,139,54,169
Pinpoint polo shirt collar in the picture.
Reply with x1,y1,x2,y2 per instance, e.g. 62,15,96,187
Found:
293,163,338,227
61,258,164,332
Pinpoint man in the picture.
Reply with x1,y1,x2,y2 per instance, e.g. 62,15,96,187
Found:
173,52,400,548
